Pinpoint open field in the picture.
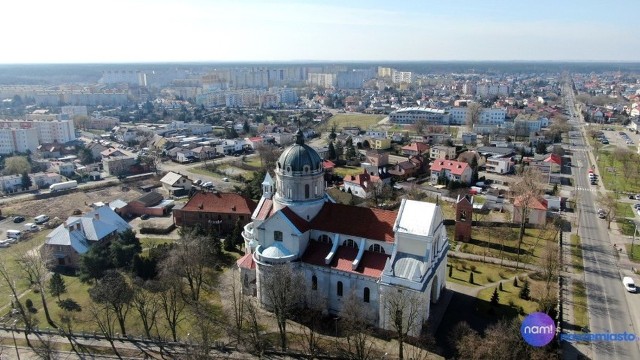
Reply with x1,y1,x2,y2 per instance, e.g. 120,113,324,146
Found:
595,150,640,194
332,165,364,178
321,114,385,131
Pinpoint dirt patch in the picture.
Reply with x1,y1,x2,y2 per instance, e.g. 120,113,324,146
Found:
2,185,145,220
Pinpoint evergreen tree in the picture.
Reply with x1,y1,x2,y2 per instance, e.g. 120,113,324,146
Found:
328,141,336,160
21,171,32,190
48,272,67,301
490,288,500,306
513,277,519,288
232,219,243,247
448,265,453,277
243,119,250,134
469,272,474,284
499,282,504,292
329,124,337,140
519,279,530,300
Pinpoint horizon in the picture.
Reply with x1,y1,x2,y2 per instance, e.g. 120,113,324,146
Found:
2,0,639,64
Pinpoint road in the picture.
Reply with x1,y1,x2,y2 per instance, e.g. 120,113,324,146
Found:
565,81,640,360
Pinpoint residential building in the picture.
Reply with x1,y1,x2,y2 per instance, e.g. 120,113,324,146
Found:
391,70,412,84
430,145,456,160
126,192,174,217
239,130,448,336
31,172,63,189
343,170,381,198
389,107,447,125
512,196,548,226
401,142,429,157
429,160,473,185
0,119,75,144
0,174,27,194
485,157,514,174
307,73,336,88
173,191,256,234
102,156,136,176
160,171,192,195
447,107,507,126
43,205,131,268
0,127,39,154
372,138,391,150
543,154,562,173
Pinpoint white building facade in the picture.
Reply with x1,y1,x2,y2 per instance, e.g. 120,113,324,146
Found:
239,130,449,336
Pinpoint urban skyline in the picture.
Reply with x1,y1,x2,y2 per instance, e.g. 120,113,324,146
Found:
2,0,639,64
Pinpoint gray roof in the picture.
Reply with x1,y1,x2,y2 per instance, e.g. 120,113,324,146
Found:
46,206,131,254
160,172,184,186
109,199,128,210
393,252,427,281
476,146,515,156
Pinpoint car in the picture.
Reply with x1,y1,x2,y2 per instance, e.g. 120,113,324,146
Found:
0,240,11,248
629,195,635,200
623,277,636,292
13,216,25,223
635,194,640,201
202,181,213,188
222,177,229,182
194,179,202,186
140,214,150,220
634,203,640,210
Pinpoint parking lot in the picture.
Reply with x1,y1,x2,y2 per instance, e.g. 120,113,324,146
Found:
0,215,44,242
598,127,638,150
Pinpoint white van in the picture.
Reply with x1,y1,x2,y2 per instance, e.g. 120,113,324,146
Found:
34,214,49,224
7,230,21,239
24,223,38,232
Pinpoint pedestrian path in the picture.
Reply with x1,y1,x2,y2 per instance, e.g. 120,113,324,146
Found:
575,186,599,192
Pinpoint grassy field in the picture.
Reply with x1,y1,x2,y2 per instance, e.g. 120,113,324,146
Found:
573,280,589,330
476,275,542,318
459,227,557,265
617,218,636,237
570,234,584,272
322,114,385,131
447,257,521,287
625,243,640,262
333,165,364,178
596,151,640,194
616,201,635,219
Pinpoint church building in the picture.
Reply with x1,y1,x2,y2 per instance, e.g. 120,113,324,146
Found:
238,129,449,336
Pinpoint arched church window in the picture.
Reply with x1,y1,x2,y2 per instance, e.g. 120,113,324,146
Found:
305,184,310,199
337,281,343,296
244,274,249,288
274,231,283,242
364,287,370,303
368,244,385,254
343,239,358,249
312,275,317,290
318,234,331,244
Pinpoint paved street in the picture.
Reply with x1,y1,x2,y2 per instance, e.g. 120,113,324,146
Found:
564,84,640,360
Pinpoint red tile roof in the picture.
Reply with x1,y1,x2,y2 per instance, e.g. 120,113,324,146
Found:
181,192,256,215
513,196,548,211
254,199,274,220
430,160,469,176
544,153,562,165
310,203,397,243
402,142,429,153
343,171,380,189
280,207,310,232
323,160,335,170
301,241,389,278
236,253,256,269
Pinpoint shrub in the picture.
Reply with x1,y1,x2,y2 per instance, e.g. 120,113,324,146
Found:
498,272,507,279
508,299,515,307
470,265,477,273
25,299,34,309
486,276,494,283
519,280,531,300
469,272,474,284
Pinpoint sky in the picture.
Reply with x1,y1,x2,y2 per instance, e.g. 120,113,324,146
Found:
1,0,639,64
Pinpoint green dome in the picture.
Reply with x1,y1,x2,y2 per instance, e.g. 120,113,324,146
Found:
277,130,322,173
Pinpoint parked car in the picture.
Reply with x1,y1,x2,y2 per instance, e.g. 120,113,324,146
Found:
202,181,213,188
13,216,25,223
623,276,636,292
34,214,49,224
23,223,38,232
0,240,11,248
635,194,640,201
634,203,640,210
140,214,150,220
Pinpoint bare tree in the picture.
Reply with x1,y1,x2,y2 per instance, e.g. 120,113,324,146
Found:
366,181,393,208
88,270,133,336
131,279,161,339
187,302,222,360
0,261,35,346
383,288,424,360
88,302,122,359
226,269,245,345
511,166,545,268
255,142,282,171
158,274,187,342
465,102,482,132
243,297,268,355
161,232,215,303
340,291,376,360
17,247,56,328
413,119,428,135
540,236,560,299
597,192,618,229
260,263,305,350
297,288,327,359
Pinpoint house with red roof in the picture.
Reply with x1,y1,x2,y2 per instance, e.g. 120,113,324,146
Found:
343,170,382,198
543,153,562,173
238,130,449,337
401,142,429,157
512,196,548,225
429,160,472,185
173,191,256,234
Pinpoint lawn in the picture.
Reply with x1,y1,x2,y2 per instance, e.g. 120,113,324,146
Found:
0,232,48,311
616,201,635,219
573,280,589,330
625,243,640,263
595,151,640,194
617,218,636,237
570,234,584,273
322,113,385,132
333,165,364,178
446,257,521,287
476,275,542,318
459,226,557,265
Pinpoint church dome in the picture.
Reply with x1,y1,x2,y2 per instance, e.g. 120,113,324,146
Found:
277,130,322,174
261,242,293,259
